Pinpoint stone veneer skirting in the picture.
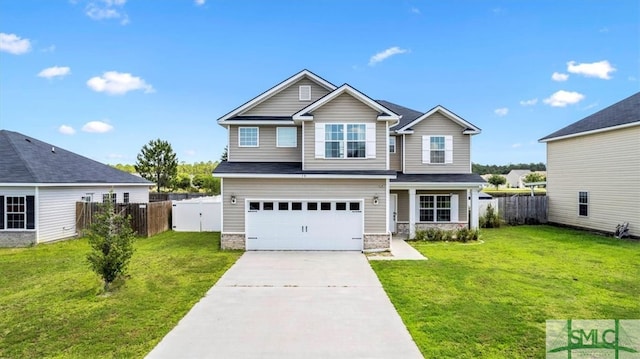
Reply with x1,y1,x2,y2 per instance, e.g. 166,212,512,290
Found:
397,222,468,236
0,231,37,247
221,233,246,250
363,233,391,251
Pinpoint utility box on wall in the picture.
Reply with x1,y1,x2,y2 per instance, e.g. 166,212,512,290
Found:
171,196,221,232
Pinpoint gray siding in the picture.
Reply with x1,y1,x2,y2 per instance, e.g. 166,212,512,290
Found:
547,126,640,237
403,113,471,174
390,135,402,171
243,78,331,116
303,93,388,170
222,178,387,233
393,189,408,221
228,125,302,162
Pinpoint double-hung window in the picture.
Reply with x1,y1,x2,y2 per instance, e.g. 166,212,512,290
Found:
6,196,26,229
103,193,117,205
346,124,366,158
389,136,396,153
422,135,453,164
578,191,588,217
430,136,445,163
325,124,344,158
418,195,453,222
324,124,366,158
238,127,258,147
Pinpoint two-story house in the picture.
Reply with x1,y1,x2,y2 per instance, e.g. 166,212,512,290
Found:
213,70,484,251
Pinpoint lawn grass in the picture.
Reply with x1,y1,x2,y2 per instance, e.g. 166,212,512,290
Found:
370,225,640,358
0,231,242,358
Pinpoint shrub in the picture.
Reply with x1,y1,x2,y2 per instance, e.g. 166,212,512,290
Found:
455,228,480,242
480,204,501,228
414,227,427,241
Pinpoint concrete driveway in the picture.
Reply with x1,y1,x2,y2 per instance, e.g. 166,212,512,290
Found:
146,251,423,359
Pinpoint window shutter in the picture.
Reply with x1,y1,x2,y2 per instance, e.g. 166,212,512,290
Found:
444,136,453,164
0,196,4,229
26,195,35,229
422,136,430,164
450,194,459,222
366,123,376,159
315,124,325,159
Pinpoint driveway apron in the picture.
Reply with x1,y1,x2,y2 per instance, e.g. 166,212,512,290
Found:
146,251,423,359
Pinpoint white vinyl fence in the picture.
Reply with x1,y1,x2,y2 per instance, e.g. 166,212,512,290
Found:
171,196,221,232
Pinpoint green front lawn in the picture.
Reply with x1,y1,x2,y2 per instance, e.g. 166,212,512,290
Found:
0,231,242,358
370,226,640,358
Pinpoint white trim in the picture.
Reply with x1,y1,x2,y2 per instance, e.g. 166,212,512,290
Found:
389,136,396,154
34,186,39,242
292,84,401,122
390,182,484,190
218,70,336,123
396,105,481,134
299,85,311,101
238,127,259,148
408,188,416,238
223,120,294,125
388,190,396,233
227,126,232,162
315,123,325,159
578,191,589,217
539,121,640,142
0,183,150,187
415,193,457,223
402,134,406,172
216,173,397,179
301,122,306,170
220,178,224,232
276,127,297,148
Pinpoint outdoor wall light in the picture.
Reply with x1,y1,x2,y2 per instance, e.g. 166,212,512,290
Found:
373,195,379,205
230,195,237,204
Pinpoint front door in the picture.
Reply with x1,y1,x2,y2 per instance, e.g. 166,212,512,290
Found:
388,194,397,233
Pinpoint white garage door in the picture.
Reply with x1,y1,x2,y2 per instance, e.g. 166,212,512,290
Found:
245,200,363,250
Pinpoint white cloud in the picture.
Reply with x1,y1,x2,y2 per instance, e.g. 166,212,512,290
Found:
58,125,76,135
368,47,409,66
82,120,114,133
519,98,538,106
543,90,585,107
185,149,196,156
410,7,420,14
87,71,154,95
511,143,522,148
86,0,129,25
41,45,56,53
0,33,32,55
195,0,206,5
567,60,616,79
38,66,71,79
551,72,569,82
494,107,509,116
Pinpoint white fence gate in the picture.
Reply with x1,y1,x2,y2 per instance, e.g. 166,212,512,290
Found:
171,196,221,232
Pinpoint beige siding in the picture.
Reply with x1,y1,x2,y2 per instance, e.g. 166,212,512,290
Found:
243,78,331,116
229,125,302,162
392,189,468,222
547,126,640,237
403,113,471,174
392,190,408,221
303,93,388,170
390,135,403,171
222,178,386,233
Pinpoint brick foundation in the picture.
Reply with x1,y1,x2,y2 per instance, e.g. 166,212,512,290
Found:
221,233,246,250
363,233,391,251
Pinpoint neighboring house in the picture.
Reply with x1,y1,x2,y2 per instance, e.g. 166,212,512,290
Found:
0,130,152,247
539,92,640,238
213,70,484,251
505,169,531,188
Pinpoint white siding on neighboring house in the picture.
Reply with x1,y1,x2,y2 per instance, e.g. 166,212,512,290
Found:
547,126,640,237
222,178,387,233
243,78,331,116
403,113,470,174
229,125,302,162
303,93,388,170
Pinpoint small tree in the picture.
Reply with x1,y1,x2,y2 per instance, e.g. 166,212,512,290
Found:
487,174,506,189
523,172,546,184
135,139,178,192
86,198,135,292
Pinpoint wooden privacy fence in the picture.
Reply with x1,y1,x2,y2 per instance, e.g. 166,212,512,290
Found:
497,196,547,225
76,201,172,237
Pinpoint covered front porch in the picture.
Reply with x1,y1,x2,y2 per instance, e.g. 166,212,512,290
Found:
388,173,485,239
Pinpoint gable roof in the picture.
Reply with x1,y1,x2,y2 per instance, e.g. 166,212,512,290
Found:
540,92,640,142
392,105,481,135
376,100,423,130
0,130,151,185
292,84,401,122
217,69,337,124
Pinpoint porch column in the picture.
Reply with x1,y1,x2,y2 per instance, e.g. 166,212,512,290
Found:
409,188,416,238
470,188,480,229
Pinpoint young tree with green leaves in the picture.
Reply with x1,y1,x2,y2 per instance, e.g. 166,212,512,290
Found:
487,174,507,189
135,139,178,192
523,172,546,183
86,198,135,292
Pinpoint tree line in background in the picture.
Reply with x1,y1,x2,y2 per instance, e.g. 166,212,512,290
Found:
472,162,546,175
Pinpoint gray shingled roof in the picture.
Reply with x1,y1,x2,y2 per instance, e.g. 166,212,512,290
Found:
392,173,485,183
376,100,423,130
0,130,152,184
540,92,640,141
214,161,396,176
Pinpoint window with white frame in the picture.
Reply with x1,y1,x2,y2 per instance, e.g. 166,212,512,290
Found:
102,193,117,205
324,124,344,158
123,192,130,204
578,191,588,217
323,123,367,158
422,135,453,164
346,124,366,158
5,196,26,229
389,136,396,153
418,195,454,222
238,127,258,147
277,127,297,147
299,85,311,101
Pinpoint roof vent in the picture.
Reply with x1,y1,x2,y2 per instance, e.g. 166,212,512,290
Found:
299,85,311,101
51,147,55,153
25,138,31,143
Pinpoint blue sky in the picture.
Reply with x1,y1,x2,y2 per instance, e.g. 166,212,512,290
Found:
1,0,638,166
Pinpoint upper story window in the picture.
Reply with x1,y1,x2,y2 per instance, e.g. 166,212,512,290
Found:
315,123,376,159
0,195,35,230
239,127,259,147
299,85,311,101
389,136,396,154
277,127,297,148
422,135,453,164
578,191,588,217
